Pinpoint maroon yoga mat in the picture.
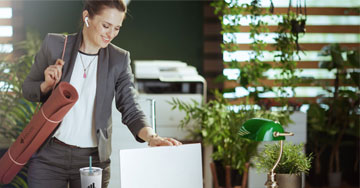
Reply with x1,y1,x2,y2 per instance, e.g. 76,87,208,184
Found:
0,82,78,184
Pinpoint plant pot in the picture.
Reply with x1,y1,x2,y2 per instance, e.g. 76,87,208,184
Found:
276,174,301,188
328,172,342,187
211,161,249,188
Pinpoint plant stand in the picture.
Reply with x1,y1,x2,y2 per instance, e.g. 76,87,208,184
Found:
210,162,250,188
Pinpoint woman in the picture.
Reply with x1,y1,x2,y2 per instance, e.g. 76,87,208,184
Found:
22,0,181,187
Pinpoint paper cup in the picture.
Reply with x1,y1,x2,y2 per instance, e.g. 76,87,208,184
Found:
79,167,102,188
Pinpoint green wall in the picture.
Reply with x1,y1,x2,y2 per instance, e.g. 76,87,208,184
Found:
22,0,203,73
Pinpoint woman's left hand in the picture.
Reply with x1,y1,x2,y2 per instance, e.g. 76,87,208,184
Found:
148,135,182,147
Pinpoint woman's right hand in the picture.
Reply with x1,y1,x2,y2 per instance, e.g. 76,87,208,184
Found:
40,59,64,94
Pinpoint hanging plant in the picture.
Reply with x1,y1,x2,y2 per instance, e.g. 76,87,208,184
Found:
211,0,273,102
211,0,304,110
272,0,306,106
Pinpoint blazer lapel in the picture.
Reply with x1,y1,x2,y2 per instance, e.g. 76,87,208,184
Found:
62,32,82,83
94,45,109,130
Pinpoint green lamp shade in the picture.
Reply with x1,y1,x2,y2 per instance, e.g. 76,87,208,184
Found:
239,118,285,141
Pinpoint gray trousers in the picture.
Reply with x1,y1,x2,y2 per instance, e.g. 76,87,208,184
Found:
27,137,110,188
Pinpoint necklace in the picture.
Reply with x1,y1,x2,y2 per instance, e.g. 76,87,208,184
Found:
79,53,97,78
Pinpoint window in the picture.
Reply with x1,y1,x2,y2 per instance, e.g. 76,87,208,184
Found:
203,0,359,111
0,2,13,54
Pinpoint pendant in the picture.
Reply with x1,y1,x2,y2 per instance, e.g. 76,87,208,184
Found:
83,72,87,78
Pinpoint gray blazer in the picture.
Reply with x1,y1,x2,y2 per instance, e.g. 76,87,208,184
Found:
22,31,150,162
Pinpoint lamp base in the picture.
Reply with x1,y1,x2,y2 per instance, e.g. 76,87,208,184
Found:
265,172,278,188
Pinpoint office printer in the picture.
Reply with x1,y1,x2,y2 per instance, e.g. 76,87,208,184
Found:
134,60,206,140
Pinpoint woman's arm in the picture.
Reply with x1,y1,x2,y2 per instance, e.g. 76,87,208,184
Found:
22,34,64,103
114,51,181,146
22,34,50,102
114,51,152,142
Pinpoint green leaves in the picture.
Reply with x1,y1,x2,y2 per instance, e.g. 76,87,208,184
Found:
0,31,44,187
0,30,41,142
0,164,28,187
312,43,360,139
350,72,360,87
254,142,312,175
170,94,292,174
347,50,359,68
272,13,301,100
211,0,301,105
319,44,345,70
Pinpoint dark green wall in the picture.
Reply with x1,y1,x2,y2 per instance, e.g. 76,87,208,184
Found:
22,0,203,73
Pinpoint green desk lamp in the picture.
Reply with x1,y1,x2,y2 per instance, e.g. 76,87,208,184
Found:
239,118,294,188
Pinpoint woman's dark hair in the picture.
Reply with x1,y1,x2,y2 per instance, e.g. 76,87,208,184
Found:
83,0,127,18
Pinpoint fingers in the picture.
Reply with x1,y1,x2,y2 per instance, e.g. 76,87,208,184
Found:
54,59,64,80
55,59,65,66
164,138,182,146
44,67,55,82
45,66,60,81
149,137,172,147
159,139,173,146
148,137,182,147
44,59,64,86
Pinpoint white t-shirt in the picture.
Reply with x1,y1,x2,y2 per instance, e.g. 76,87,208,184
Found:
53,51,98,148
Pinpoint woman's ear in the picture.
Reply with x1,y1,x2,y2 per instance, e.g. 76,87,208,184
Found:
82,10,90,27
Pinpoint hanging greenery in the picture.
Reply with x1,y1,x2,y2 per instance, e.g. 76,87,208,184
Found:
272,0,308,106
211,0,303,109
272,12,302,106
212,0,272,102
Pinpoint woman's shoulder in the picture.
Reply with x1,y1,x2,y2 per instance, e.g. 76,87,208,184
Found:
107,43,129,58
45,33,69,42
43,33,76,48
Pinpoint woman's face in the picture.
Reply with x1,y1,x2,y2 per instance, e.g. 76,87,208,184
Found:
84,7,125,49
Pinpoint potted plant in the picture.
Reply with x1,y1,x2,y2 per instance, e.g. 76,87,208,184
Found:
254,142,312,188
306,103,330,186
308,43,360,187
170,92,291,187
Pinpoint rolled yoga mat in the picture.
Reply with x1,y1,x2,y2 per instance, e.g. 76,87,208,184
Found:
0,82,78,184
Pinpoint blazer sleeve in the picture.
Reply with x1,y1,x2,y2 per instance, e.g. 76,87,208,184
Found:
114,51,151,142
22,34,52,103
